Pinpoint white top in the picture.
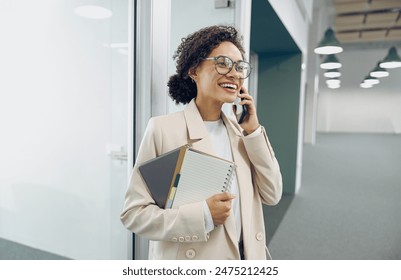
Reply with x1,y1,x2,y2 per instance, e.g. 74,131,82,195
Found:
202,119,261,242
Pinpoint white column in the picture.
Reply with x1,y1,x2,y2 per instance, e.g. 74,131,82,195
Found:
134,0,171,260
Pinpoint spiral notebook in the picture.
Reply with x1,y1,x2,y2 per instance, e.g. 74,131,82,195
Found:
138,145,236,209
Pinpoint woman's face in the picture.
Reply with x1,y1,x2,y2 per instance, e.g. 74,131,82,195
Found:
193,41,244,105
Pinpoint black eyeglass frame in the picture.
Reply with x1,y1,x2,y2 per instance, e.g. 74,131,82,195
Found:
203,55,252,79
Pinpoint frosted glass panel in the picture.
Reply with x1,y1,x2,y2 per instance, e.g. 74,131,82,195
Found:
0,0,130,259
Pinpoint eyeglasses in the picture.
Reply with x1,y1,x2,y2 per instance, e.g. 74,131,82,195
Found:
203,56,252,79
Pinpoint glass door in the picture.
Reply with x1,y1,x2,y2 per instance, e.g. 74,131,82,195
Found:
0,0,132,259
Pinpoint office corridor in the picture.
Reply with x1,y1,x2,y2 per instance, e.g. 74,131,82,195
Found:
268,133,401,260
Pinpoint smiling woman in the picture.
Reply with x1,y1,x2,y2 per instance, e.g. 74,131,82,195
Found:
167,26,246,105
120,25,283,260
190,41,246,113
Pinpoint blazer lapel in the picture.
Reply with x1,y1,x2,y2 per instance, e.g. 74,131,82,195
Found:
183,99,215,153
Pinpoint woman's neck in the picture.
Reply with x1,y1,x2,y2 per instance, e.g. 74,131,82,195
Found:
195,97,222,121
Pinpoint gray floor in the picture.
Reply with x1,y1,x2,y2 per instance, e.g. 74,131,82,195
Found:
268,133,401,260
0,238,68,260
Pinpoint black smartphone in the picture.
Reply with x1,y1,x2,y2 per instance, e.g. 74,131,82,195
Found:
236,91,248,124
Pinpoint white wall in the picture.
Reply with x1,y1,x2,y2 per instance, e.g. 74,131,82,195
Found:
268,0,312,53
317,92,401,133
303,1,333,144
0,0,130,259
317,48,401,134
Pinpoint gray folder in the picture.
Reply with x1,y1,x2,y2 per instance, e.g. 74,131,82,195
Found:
138,147,181,208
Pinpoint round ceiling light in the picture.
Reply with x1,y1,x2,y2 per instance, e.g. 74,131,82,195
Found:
314,28,343,55
74,5,112,19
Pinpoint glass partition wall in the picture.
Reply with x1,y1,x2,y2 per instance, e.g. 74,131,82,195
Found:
0,0,132,259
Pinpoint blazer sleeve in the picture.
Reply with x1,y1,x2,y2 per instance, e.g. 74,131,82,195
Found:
120,117,209,242
242,126,283,205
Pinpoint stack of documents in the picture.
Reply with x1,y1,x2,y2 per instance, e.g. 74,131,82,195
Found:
139,145,236,209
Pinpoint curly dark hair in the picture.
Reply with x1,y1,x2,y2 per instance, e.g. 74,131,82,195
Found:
167,25,245,104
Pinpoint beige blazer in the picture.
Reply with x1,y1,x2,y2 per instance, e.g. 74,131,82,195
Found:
120,99,282,260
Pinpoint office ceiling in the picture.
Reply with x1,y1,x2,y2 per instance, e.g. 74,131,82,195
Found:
333,0,401,43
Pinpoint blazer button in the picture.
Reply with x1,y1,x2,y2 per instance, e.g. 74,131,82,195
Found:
185,249,196,259
172,237,178,242
185,236,191,241
192,235,199,241
178,237,185,242
256,232,264,241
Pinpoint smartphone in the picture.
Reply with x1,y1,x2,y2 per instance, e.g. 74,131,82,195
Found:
235,90,248,124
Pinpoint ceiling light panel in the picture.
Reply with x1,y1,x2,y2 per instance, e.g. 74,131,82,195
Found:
74,5,112,19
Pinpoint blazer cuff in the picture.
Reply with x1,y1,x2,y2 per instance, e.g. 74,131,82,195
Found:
242,125,262,138
202,200,215,233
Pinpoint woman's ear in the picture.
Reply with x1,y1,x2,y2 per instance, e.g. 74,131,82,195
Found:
188,68,197,81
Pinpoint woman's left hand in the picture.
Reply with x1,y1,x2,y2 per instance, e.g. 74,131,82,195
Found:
233,87,260,134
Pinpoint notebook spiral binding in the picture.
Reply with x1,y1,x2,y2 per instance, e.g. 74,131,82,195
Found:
222,165,236,192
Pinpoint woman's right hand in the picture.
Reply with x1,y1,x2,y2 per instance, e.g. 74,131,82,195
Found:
206,192,236,225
